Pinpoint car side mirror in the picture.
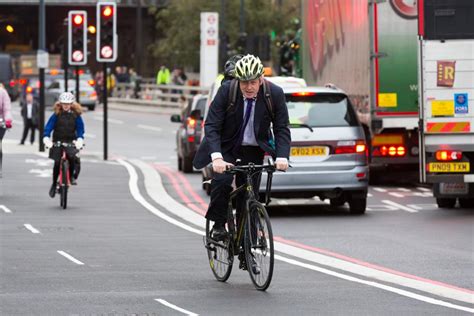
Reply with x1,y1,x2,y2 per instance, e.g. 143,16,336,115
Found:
190,109,202,120
170,114,182,123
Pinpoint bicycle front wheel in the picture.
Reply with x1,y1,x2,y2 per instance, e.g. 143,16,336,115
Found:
60,161,68,209
245,202,274,291
205,219,233,282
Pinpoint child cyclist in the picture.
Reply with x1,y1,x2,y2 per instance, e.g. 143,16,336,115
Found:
43,92,85,198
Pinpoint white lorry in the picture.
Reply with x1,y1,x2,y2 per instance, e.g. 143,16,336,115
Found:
418,0,474,208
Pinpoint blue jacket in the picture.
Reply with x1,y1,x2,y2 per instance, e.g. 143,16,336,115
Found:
43,113,85,139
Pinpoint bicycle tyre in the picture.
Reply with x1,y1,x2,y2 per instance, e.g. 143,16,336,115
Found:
60,160,68,209
205,218,233,282
244,201,274,291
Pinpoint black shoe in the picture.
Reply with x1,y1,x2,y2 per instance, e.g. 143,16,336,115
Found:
49,183,56,198
211,222,227,241
71,178,77,185
238,252,248,271
238,252,260,274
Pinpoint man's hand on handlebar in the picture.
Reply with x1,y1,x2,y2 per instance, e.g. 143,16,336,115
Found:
212,158,234,174
275,159,289,171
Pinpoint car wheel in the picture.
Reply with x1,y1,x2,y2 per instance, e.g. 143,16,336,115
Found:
177,156,182,171
88,105,95,111
330,197,345,208
349,198,366,215
436,198,456,208
459,198,474,209
182,155,193,173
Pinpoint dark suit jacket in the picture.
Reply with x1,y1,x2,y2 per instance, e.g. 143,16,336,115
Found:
193,80,291,169
20,100,40,126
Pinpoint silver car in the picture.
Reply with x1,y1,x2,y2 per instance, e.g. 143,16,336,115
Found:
262,86,369,214
46,79,97,110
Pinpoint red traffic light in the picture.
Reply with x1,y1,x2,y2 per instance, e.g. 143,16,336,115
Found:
73,14,84,25
102,6,113,17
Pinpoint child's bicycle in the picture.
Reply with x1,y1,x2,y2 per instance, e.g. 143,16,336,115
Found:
52,142,77,209
204,159,279,291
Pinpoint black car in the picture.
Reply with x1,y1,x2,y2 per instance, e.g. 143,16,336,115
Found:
171,94,207,173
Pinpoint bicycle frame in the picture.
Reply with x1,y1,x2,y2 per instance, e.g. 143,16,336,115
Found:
57,144,72,187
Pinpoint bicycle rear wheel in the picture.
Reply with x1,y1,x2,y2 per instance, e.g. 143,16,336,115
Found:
60,161,68,209
205,218,233,282
245,202,274,291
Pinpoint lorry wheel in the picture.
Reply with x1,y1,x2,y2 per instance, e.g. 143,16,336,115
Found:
349,198,366,215
182,156,193,173
459,198,474,209
436,198,456,208
330,197,345,208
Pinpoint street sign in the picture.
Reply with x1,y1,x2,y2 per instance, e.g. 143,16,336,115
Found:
37,50,49,69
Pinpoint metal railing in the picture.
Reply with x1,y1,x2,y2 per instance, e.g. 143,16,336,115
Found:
111,79,210,108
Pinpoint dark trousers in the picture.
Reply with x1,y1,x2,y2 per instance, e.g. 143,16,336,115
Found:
206,146,265,224
20,119,36,144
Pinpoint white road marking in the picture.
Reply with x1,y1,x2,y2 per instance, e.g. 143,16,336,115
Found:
373,187,387,192
276,255,474,314
93,116,123,124
84,133,96,139
407,204,423,210
155,299,199,316
397,188,411,192
117,159,204,235
276,200,288,205
121,159,474,308
409,204,438,210
24,224,40,234
29,169,52,178
57,251,84,265
382,200,419,213
389,192,405,198
367,193,373,197
137,124,162,132
413,192,433,197
417,187,431,192
366,204,398,212
0,205,12,213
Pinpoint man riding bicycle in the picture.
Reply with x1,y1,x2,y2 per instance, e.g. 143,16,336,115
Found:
193,54,291,248
43,92,85,198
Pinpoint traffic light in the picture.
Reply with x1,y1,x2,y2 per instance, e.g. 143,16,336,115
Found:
68,11,87,65
97,2,117,62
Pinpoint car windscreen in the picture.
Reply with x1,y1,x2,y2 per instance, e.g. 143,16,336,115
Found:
285,93,359,127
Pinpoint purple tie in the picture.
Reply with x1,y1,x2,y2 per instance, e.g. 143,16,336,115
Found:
233,98,254,154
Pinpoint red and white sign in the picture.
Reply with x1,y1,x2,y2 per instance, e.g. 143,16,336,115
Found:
200,12,219,87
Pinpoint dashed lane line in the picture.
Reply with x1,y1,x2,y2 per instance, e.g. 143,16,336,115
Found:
389,192,405,198
137,124,163,132
155,299,199,316
24,224,40,234
0,205,12,213
373,187,387,192
93,116,124,124
57,251,85,265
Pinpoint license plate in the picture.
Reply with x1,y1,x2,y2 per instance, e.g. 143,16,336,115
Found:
428,162,470,173
439,183,468,194
291,146,327,156
80,91,87,97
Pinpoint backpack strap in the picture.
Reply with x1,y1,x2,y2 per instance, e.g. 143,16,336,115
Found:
226,79,239,113
262,79,274,121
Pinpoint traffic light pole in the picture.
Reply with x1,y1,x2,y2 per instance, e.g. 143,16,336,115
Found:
38,0,46,152
103,63,108,160
76,66,80,103
63,18,68,92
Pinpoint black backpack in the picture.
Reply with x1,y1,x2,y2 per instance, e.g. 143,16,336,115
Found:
226,78,275,121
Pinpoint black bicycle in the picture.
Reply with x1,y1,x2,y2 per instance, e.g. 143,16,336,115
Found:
53,142,76,209
204,159,278,291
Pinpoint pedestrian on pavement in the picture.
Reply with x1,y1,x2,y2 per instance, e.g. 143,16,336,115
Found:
156,65,171,85
0,83,13,177
43,92,85,198
193,54,291,269
20,93,39,145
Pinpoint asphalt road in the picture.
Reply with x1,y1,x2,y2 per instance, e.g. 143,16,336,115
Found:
1,102,473,315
